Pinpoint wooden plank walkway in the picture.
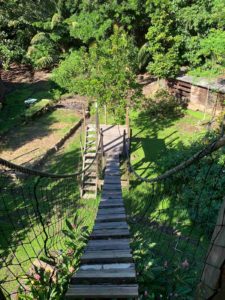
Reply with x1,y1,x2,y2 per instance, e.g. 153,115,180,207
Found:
65,125,138,299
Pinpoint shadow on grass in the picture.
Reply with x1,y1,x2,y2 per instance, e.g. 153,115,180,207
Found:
0,145,82,279
123,109,225,297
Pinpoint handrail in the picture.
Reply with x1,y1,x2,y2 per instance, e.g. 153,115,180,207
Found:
125,132,225,183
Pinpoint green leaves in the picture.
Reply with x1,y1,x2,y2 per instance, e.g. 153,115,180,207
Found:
53,27,140,121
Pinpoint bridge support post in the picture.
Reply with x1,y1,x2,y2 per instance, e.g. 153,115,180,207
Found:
196,197,225,299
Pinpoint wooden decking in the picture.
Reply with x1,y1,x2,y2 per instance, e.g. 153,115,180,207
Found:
66,125,138,299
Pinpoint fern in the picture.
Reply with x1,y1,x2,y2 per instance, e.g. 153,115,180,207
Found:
30,32,49,45
36,56,54,69
51,13,62,29
138,43,151,70
26,45,37,56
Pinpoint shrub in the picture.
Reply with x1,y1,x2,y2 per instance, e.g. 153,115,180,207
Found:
143,89,188,119
24,99,53,119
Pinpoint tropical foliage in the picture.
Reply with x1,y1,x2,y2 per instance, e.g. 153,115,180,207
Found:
0,0,224,77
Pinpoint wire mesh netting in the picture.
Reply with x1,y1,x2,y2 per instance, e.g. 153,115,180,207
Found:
125,137,225,299
0,163,98,299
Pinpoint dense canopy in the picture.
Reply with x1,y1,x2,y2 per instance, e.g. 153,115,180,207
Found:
0,0,225,78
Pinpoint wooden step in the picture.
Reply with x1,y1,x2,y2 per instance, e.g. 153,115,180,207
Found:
81,250,133,264
101,197,123,202
85,146,96,152
86,239,130,251
85,153,96,158
104,180,121,185
96,213,126,222
84,170,96,176
71,263,136,284
104,175,121,181
85,159,96,164
97,208,125,215
103,183,121,190
83,185,96,192
84,180,96,185
86,140,95,145
94,222,129,230
101,193,123,199
66,284,138,298
90,228,130,239
99,202,124,208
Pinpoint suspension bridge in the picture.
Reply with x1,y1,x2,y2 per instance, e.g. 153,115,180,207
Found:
66,124,138,299
0,116,225,299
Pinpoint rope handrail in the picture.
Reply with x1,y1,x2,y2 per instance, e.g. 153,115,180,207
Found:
0,133,103,179
125,133,225,183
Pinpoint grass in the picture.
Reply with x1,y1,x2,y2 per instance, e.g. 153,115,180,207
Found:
0,81,57,135
129,108,210,178
0,110,98,298
0,108,80,166
123,107,216,299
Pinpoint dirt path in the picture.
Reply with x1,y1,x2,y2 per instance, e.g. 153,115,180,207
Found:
0,108,80,167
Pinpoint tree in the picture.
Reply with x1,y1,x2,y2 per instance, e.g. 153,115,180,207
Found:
145,0,182,78
52,27,141,121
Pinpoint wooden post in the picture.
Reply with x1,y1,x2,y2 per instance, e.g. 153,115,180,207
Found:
95,102,100,190
127,128,132,189
123,129,126,157
100,128,105,187
196,197,225,299
126,104,130,133
95,102,99,151
104,104,107,125
83,104,86,133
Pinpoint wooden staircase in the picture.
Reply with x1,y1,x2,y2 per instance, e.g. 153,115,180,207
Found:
66,154,138,299
81,125,98,199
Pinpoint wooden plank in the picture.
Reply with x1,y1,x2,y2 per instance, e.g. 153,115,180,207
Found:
100,198,123,202
101,195,123,200
104,175,121,180
88,239,130,247
104,179,121,184
81,250,132,264
90,228,130,239
66,284,138,298
99,202,124,208
99,201,124,207
71,265,136,284
102,191,122,196
94,221,128,230
103,184,121,190
96,213,126,222
86,242,130,251
98,208,125,215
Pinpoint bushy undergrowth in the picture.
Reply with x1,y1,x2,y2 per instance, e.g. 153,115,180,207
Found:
18,214,89,300
143,89,188,119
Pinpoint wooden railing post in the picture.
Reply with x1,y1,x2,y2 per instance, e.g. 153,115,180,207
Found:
126,104,130,133
95,102,100,190
83,104,86,133
123,129,126,157
196,197,225,299
95,102,99,151
104,104,107,125
127,128,132,189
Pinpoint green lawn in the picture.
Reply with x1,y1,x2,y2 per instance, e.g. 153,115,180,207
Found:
129,109,210,178
0,110,98,298
123,108,214,299
0,81,56,135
